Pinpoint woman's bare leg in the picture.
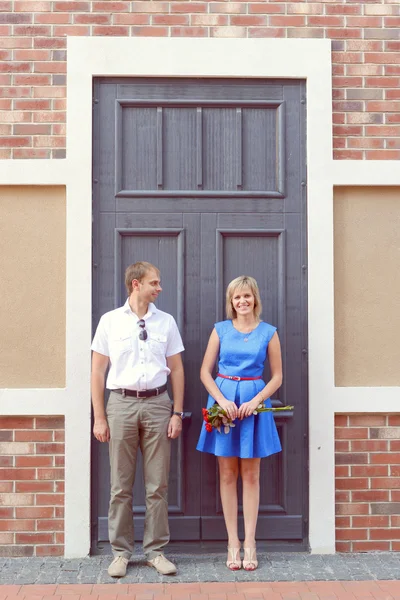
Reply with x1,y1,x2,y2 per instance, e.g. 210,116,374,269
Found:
218,457,240,548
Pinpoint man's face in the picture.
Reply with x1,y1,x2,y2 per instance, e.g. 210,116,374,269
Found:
135,269,162,303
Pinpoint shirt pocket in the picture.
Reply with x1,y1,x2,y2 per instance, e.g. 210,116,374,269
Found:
110,334,132,356
148,333,167,356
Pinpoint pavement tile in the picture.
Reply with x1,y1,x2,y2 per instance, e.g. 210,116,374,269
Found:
167,586,201,593
57,587,94,595
201,585,237,593
0,588,21,595
128,585,165,594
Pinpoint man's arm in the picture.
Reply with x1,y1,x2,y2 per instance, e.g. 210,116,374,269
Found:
166,353,184,439
91,351,110,443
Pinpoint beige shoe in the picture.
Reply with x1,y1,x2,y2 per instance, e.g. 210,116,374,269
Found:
108,556,129,577
146,554,177,575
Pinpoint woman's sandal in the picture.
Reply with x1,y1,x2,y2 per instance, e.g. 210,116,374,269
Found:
243,547,258,571
226,546,242,570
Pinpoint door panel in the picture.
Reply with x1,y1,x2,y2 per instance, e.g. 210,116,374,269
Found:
92,77,308,548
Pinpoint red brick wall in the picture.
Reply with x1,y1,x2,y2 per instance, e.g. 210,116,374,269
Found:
0,1,399,160
0,415,65,557
335,414,400,552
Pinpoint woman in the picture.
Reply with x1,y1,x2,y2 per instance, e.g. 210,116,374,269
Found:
196,276,282,572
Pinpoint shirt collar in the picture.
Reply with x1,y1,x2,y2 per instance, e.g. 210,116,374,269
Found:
122,299,157,318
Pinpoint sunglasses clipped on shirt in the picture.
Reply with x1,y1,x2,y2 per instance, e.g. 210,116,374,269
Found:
138,319,148,341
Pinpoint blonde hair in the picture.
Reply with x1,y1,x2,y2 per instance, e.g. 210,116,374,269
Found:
125,261,160,295
226,275,262,320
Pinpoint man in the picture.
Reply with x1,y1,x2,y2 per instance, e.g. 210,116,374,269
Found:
91,261,185,578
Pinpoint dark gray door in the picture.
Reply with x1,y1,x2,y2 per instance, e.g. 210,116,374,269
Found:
92,78,308,548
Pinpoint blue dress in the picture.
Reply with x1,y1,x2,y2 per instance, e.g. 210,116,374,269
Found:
196,320,282,458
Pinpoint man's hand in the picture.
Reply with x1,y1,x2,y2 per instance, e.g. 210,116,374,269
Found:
168,415,183,439
93,418,110,443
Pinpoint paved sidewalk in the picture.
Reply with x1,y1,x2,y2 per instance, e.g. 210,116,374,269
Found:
1,580,400,600
0,553,400,585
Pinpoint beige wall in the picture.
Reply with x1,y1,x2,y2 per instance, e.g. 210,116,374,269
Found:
0,186,66,387
334,186,400,387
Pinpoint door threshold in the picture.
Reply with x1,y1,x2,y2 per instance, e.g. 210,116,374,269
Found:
92,540,309,555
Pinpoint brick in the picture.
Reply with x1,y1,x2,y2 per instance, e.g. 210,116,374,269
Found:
132,1,169,12
54,431,65,442
385,17,400,27
74,14,111,24
336,453,368,465
33,135,65,147
0,86,31,98
365,28,400,40
371,502,400,515
386,89,400,99
370,427,400,439
372,478,400,489
270,16,306,26
333,150,363,160
54,25,90,35
335,541,351,552
391,516,400,527
336,528,368,541
13,148,51,158
113,14,150,25
37,468,64,480
36,545,64,556
36,494,64,506
55,532,64,544
348,138,384,149
15,431,53,443
0,533,13,544
336,491,350,502
351,440,388,452
14,1,52,9
55,481,64,493
335,516,351,528
0,519,34,531
335,465,349,477
0,12,31,23
366,77,400,88
33,86,65,98
365,5,399,15
34,61,66,73
55,507,64,518
15,482,54,493
54,1,89,9
0,508,13,518
349,415,387,426
386,41,400,52
0,432,12,442
347,16,383,27
326,4,362,15
346,65,383,76
14,25,51,36
370,528,400,540
334,77,363,88
0,442,34,454
328,28,362,39
287,28,324,39
16,532,54,544
353,516,389,527
0,456,13,467
386,66,400,75
391,466,400,476
131,26,169,36
248,27,285,38
352,490,390,502
248,3,284,14
288,3,322,14
0,483,13,492
37,518,64,530
54,456,65,467
52,149,66,158
371,453,400,464
35,13,71,24
346,41,383,52
0,545,34,557
92,1,127,10
92,26,129,35
336,503,369,515
352,465,389,477
14,49,50,60
231,15,268,26
335,440,350,451
352,541,390,552
0,468,36,480
336,478,368,490
335,427,368,440
389,416,400,426
34,37,66,49
211,26,246,38
16,507,53,519
14,99,51,109
0,418,34,429
171,3,207,13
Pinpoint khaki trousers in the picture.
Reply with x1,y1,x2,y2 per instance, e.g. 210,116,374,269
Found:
106,390,172,560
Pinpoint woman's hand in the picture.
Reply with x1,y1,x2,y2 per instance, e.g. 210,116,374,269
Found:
238,397,261,420
218,398,238,421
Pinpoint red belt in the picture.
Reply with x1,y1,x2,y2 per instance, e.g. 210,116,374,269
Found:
217,373,262,381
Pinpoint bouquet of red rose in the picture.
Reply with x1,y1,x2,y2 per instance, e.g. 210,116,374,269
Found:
202,402,294,434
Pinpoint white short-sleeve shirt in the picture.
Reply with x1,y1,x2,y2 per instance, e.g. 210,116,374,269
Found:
91,300,184,391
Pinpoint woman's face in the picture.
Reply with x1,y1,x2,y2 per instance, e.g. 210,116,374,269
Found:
231,286,255,317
